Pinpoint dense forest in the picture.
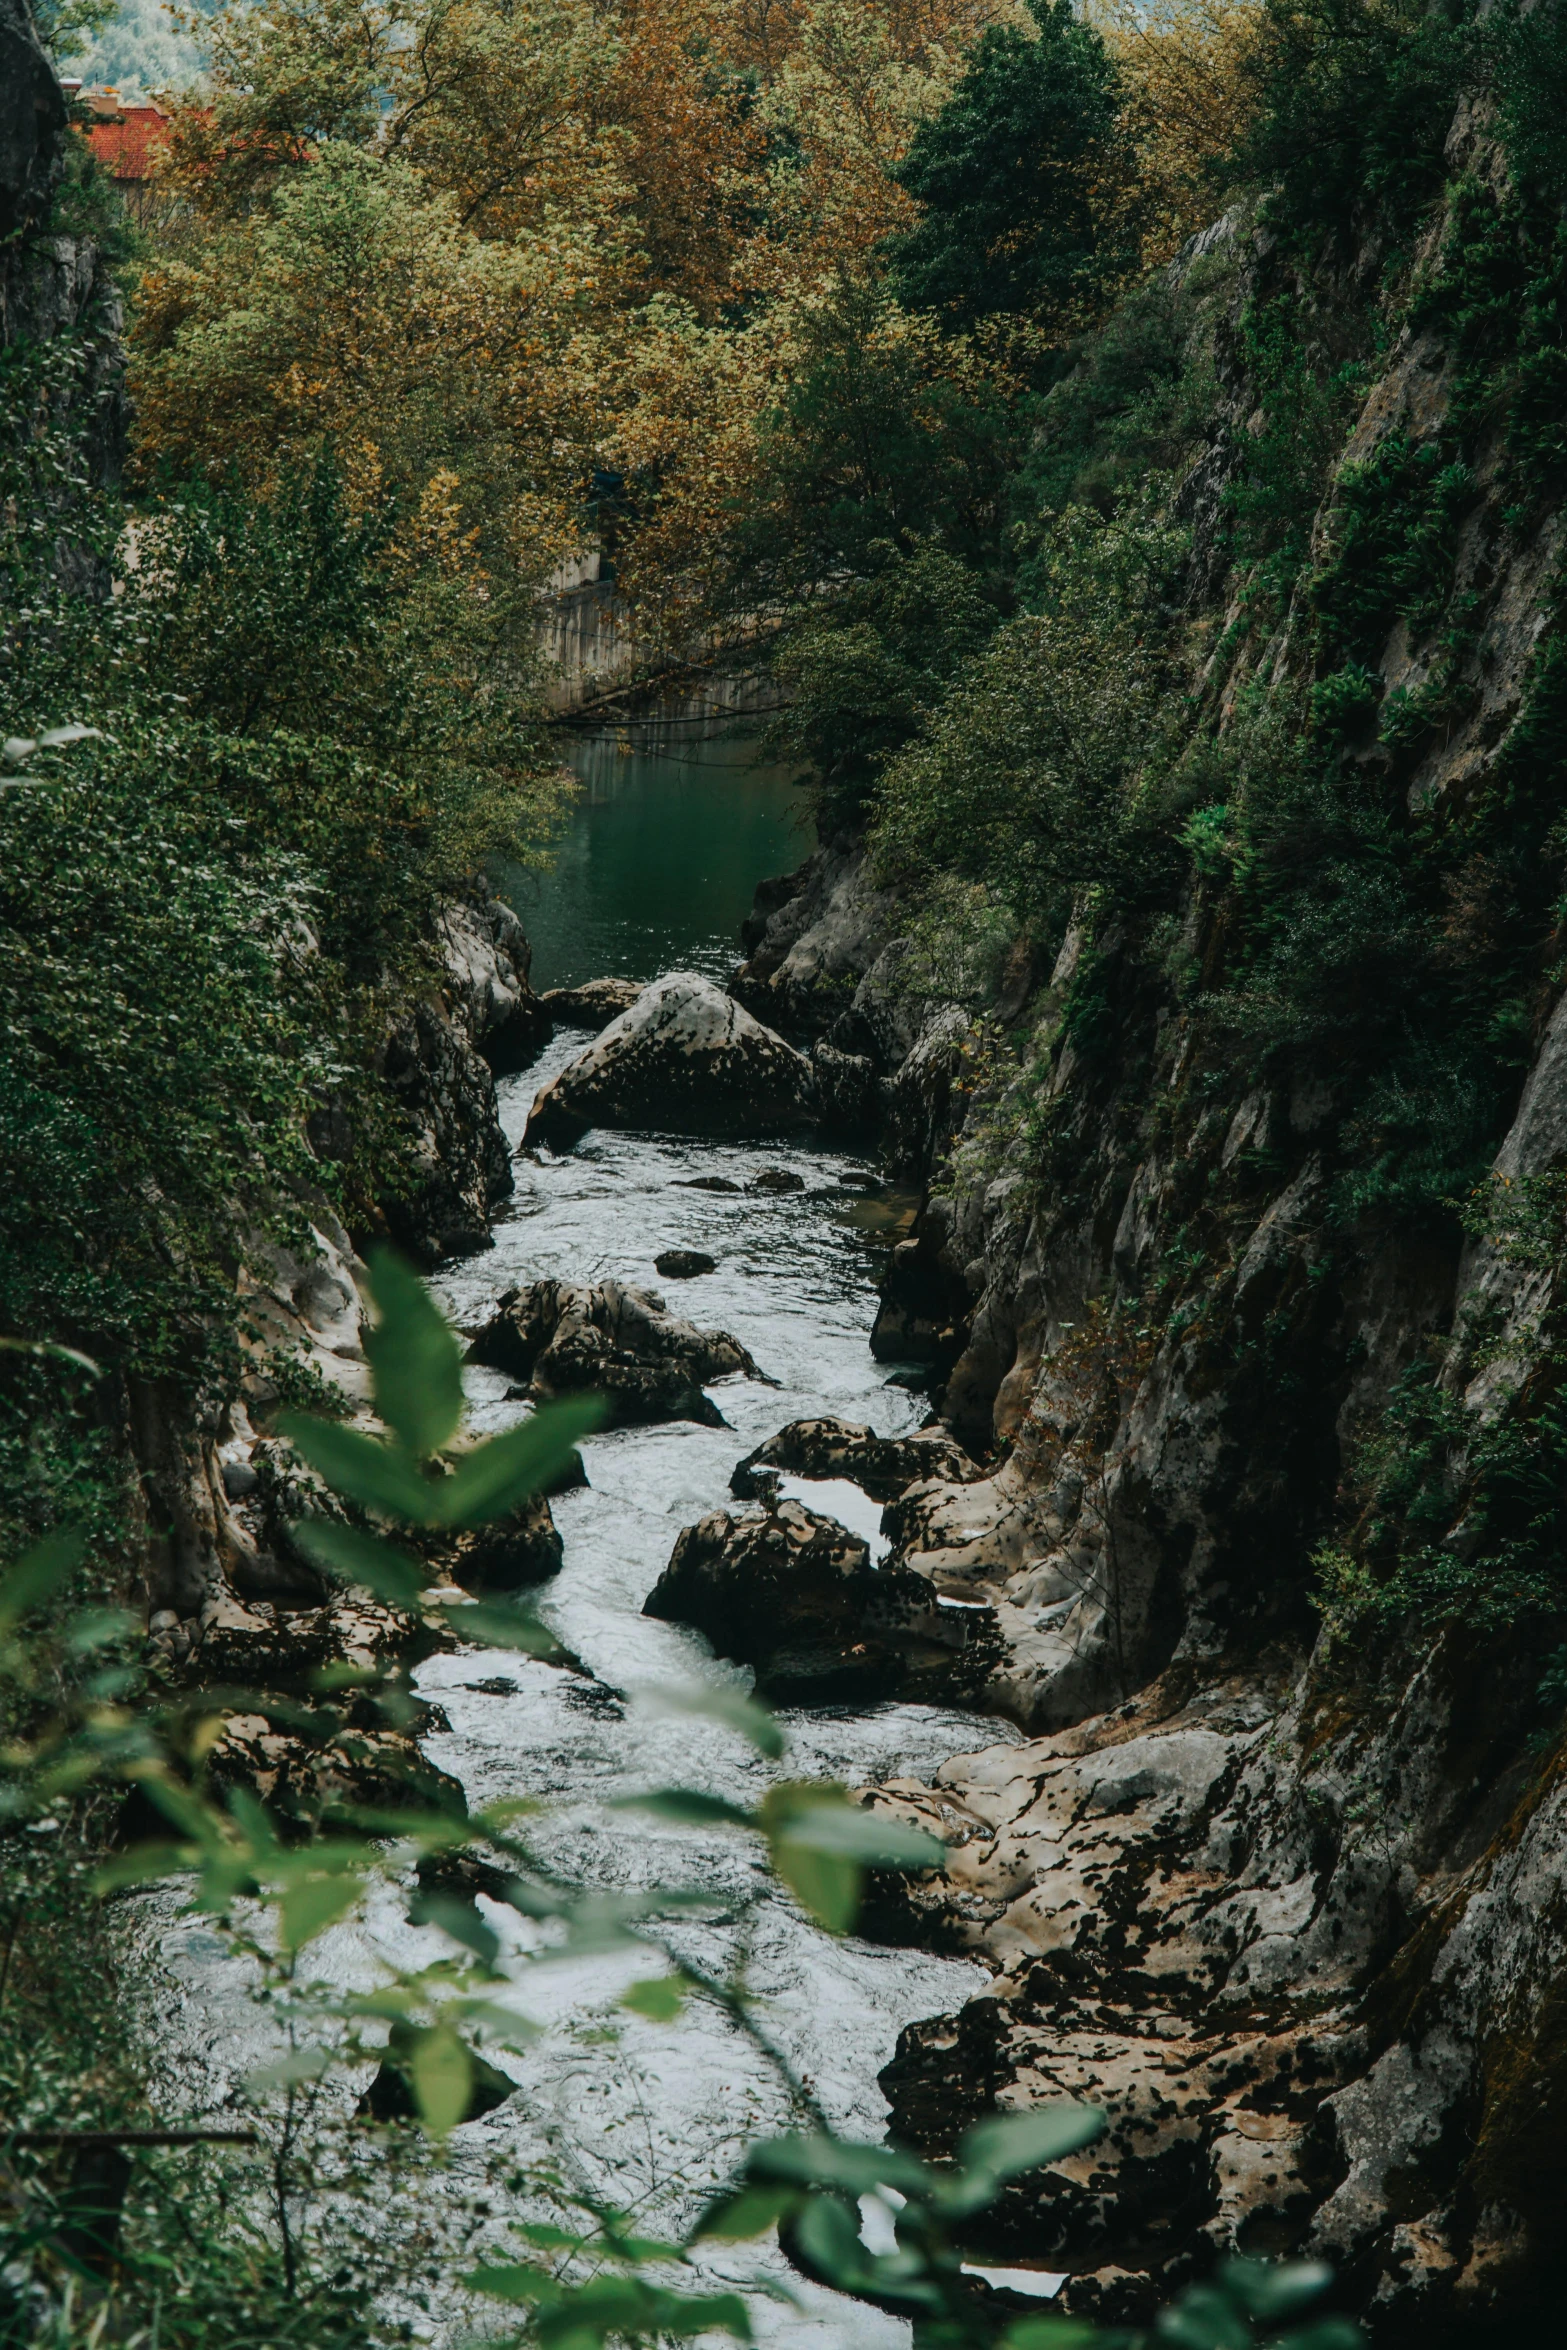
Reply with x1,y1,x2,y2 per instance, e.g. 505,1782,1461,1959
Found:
7,0,1567,2344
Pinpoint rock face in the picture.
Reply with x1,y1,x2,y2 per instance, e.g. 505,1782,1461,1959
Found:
440,885,553,1075
710,178,1567,2345
1,1,125,476
865,1637,1567,2337
642,1497,1002,1705
729,1415,981,1505
468,1277,763,1427
539,977,645,1028
377,891,547,1263
524,971,816,1148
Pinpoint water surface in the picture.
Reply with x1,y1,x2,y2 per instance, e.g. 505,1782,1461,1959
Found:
514,728,807,990
142,737,1016,2346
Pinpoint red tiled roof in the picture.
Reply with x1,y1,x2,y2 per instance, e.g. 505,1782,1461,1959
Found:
82,101,170,183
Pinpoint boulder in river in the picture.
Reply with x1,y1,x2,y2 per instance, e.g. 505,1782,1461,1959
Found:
642,1497,1001,1705
655,1248,716,1279
729,1416,982,1506
420,1488,564,1593
749,1166,805,1194
538,977,646,1029
468,1277,764,1427
523,971,816,1149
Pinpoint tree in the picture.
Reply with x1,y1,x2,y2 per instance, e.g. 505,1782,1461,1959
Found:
886,0,1134,337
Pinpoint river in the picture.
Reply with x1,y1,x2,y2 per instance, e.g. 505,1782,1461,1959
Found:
148,725,1018,2346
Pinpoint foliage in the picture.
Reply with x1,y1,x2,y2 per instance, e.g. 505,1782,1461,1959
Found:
2,262,564,1430
1012,260,1228,532
1093,0,1267,262
1239,0,1475,263
887,0,1134,340
766,539,1000,829
870,487,1190,930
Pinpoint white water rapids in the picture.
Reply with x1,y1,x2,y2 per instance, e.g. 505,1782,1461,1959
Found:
135,1021,1021,2344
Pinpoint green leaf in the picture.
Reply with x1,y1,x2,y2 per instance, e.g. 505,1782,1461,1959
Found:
1273,2324,1363,2350
938,2105,1106,2217
1000,2321,1101,2350
93,1842,191,1895
532,2278,752,2344
438,1596,559,1654
748,2134,930,2197
620,1973,688,2022
1156,2285,1255,2350
1218,2259,1334,2323
363,1250,465,1460
769,1835,861,1933
0,1527,86,1630
611,1788,757,1829
641,1682,786,1758
769,1797,946,1870
690,2181,800,2242
434,1395,607,1527
278,1415,431,1522
291,1519,429,1607
65,1607,139,1654
410,2024,472,2136
792,2192,871,2288
759,1787,941,1930
408,1890,500,1969
278,1868,366,1952
245,2046,333,2095
469,2262,552,2304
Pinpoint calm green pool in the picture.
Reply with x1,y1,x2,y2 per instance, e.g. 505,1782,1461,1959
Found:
508,726,810,992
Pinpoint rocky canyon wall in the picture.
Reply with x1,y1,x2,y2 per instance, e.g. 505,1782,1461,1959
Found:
734,144,1567,2347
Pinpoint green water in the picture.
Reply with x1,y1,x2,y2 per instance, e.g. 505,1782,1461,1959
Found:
508,728,810,992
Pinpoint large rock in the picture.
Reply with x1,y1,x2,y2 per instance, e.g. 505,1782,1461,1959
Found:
468,1277,764,1428
419,1489,563,1594
523,971,816,1149
440,887,553,1075
539,977,645,1029
642,1497,1002,1705
729,1415,982,1506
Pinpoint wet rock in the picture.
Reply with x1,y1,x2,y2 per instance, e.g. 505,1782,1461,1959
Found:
642,1498,1002,1705
468,1277,764,1428
749,1167,804,1194
655,1248,716,1278
185,1591,452,1687
207,1710,465,1828
359,2020,513,2124
680,1175,742,1193
732,841,897,1038
419,1489,563,1593
811,1039,887,1132
442,889,552,1076
377,996,512,1264
538,977,645,1029
523,971,816,1149
871,1228,971,1368
729,1416,983,1505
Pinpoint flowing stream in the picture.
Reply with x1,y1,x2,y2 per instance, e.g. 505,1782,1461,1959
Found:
147,730,1020,2345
